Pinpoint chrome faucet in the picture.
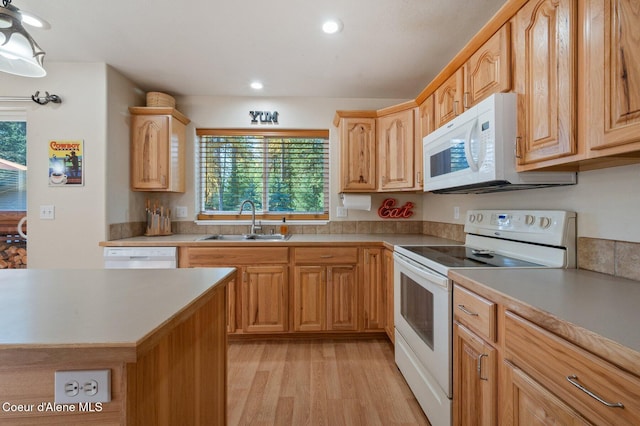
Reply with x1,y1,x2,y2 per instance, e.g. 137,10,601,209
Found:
238,199,261,235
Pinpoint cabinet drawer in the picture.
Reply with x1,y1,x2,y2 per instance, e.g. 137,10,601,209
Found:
505,311,640,425
293,247,358,264
453,285,496,342
182,247,289,266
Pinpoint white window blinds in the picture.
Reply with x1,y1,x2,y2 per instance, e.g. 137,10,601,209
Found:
197,129,329,218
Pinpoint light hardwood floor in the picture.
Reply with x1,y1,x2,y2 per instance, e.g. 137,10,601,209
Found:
228,338,431,426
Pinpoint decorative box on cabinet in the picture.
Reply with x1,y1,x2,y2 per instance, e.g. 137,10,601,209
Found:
129,107,190,192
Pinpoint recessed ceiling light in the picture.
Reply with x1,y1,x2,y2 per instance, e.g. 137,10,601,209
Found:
250,81,263,90
322,19,343,35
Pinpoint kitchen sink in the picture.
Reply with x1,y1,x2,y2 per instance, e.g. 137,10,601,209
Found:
196,234,291,241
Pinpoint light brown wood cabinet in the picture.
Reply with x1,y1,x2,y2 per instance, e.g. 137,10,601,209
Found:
377,109,415,191
581,0,640,159
453,285,498,425
453,322,497,426
292,247,358,332
502,360,593,425
129,107,190,192
435,68,464,128
513,0,578,167
463,24,512,109
361,247,385,331
337,116,377,192
179,247,289,334
414,98,435,190
383,248,394,342
504,311,640,425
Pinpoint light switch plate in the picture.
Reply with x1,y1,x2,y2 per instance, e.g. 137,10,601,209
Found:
175,206,188,218
39,205,55,220
336,207,348,217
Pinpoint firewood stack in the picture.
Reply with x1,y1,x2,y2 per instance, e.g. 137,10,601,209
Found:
0,244,27,268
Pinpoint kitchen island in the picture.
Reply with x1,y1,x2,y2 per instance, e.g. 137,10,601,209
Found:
0,268,234,425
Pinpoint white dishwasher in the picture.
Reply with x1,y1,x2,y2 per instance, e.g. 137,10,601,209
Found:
103,247,177,269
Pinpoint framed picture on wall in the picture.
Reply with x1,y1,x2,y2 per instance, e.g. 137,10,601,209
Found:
48,140,83,186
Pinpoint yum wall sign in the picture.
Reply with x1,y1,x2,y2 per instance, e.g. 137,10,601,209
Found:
250,110,279,124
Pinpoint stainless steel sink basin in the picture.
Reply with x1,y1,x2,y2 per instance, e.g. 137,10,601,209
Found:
196,234,291,241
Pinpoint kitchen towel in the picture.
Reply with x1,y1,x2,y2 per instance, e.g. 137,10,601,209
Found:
342,194,371,211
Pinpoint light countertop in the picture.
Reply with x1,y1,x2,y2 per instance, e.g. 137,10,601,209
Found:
0,268,235,349
100,233,462,248
449,268,640,375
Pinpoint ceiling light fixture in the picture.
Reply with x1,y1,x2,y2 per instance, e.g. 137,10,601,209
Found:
322,19,343,35
250,81,263,90
0,0,46,77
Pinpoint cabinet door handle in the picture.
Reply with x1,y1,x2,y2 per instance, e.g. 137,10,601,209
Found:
463,92,470,109
515,136,522,159
477,353,488,381
416,171,422,185
566,375,624,408
457,304,479,316
453,101,459,116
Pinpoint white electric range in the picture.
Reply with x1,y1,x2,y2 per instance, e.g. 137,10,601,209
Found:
393,209,576,426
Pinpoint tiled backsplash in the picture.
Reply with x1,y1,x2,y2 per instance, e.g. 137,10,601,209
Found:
107,221,639,281
578,237,640,282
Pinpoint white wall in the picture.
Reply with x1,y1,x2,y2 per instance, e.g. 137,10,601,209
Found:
1,62,141,268
173,95,421,223
422,162,640,242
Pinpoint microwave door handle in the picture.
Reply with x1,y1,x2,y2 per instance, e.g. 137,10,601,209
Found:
464,119,480,172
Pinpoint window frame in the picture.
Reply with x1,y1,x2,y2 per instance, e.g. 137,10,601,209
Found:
196,128,330,222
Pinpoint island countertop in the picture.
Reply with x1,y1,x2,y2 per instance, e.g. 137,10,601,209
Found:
0,268,234,357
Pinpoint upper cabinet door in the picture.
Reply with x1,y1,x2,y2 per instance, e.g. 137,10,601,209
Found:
130,107,189,192
377,109,415,191
435,68,464,128
464,23,512,109
583,0,640,155
513,0,578,166
339,117,377,192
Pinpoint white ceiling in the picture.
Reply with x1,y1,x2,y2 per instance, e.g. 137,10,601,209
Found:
18,0,507,99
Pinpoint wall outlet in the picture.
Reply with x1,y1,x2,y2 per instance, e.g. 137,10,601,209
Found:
39,205,55,220
175,206,188,218
54,370,111,404
336,207,348,217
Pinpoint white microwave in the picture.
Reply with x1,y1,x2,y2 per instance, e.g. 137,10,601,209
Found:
423,93,576,194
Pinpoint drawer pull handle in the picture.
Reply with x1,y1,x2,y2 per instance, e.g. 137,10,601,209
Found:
457,304,479,316
320,255,333,258
566,375,624,408
477,353,488,381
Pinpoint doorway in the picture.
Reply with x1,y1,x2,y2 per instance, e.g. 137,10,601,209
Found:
0,110,27,268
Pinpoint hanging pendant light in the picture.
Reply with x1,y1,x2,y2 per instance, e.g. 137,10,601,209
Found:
0,0,46,77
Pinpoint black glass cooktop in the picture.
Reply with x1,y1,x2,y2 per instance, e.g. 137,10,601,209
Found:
400,245,543,268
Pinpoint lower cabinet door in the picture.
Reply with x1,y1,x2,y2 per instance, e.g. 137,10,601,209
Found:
293,266,326,331
327,265,357,331
242,265,288,333
502,361,593,425
453,322,497,426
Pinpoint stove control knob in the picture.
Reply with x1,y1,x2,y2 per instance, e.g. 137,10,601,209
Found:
476,213,484,222
525,214,535,225
539,216,552,229
469,214,476,223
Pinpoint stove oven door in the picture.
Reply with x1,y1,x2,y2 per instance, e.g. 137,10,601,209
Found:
393,252,452,398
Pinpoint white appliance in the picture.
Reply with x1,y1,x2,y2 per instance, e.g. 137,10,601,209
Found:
103,247,177,269
393,209,576,426
423,93,577,194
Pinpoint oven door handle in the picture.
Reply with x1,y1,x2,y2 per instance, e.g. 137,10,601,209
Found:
394,253,449,289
